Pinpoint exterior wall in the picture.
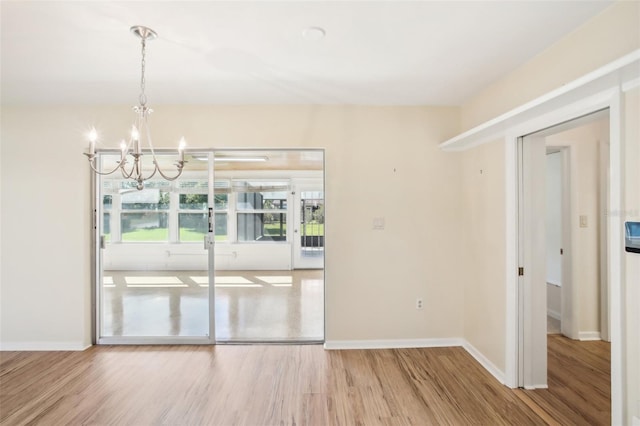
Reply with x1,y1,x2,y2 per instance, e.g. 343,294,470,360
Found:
0,105,464,348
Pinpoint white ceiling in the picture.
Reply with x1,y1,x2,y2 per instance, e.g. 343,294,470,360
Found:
1,1,612,106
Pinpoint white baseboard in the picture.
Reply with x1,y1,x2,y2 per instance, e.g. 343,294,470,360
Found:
324,338,463,350
462,340,506,385
524,384,549,390
547,309,561,321
0,341,91,351
578,331,601,341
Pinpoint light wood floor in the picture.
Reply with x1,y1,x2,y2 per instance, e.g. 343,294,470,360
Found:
516,334,611,426
0,336,610,425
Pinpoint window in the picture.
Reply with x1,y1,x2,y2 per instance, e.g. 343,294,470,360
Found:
235,181,288,242
120,183,170,242
121,212,169,242
100,177,294,244
177,180,229,242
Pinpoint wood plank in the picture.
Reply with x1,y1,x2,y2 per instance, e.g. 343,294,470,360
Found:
0,335,610,425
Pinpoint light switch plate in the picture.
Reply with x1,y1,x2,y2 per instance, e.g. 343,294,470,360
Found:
579,215,588,228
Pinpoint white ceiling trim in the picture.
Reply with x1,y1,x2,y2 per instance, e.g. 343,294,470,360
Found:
438,49,640,151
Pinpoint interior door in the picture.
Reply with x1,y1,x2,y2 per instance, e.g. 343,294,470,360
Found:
518,135,548,388
95,151,215,344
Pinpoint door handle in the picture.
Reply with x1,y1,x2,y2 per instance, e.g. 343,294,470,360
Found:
204,234,214,250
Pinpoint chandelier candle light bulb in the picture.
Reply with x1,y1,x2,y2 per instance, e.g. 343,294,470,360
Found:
178,138,186,162
83,25,186,190
119,140,127,161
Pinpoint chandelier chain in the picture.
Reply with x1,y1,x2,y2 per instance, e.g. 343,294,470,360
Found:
139,38,147,106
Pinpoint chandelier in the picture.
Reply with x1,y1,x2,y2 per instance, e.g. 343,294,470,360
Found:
85,26,186,190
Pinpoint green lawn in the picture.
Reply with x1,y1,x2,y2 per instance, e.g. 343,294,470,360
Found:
122,228,226,242
122,228,168,242
302,222,324,236
261,222,323,237
180,229,227,242
118,223,322,242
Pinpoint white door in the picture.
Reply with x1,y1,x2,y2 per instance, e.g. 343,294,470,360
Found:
518,135,548,388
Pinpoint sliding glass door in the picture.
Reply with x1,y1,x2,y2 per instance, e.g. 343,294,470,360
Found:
96,151,215,343
94,149,324,344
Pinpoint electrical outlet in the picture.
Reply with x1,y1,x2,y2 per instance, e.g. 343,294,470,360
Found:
416,298,423,310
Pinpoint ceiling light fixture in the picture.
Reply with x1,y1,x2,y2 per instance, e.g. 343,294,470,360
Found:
84,26,186,190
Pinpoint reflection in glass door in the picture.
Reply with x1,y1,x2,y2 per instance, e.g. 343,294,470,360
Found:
96,152,215,343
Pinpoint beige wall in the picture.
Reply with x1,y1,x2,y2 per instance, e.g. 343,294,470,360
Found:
461,1,640,130
623,87,640,424
461,139,506,371
546,119,608,337
0,105,465,347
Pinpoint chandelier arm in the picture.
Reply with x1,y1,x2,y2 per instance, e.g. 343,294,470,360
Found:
141,114,183,181
119,160,137,179
87,157,125,176
154,163,185,181
142,164,158,181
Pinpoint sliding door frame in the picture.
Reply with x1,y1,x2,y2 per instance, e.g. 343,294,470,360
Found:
92,148,326,345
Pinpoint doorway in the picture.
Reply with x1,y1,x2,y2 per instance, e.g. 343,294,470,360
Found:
517,110,610,390
94,149,325,344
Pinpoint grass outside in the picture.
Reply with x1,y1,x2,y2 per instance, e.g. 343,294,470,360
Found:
302,222,324,236
121,228,226,242
122,228,168,242
180,229,227,242
117,222,323,242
